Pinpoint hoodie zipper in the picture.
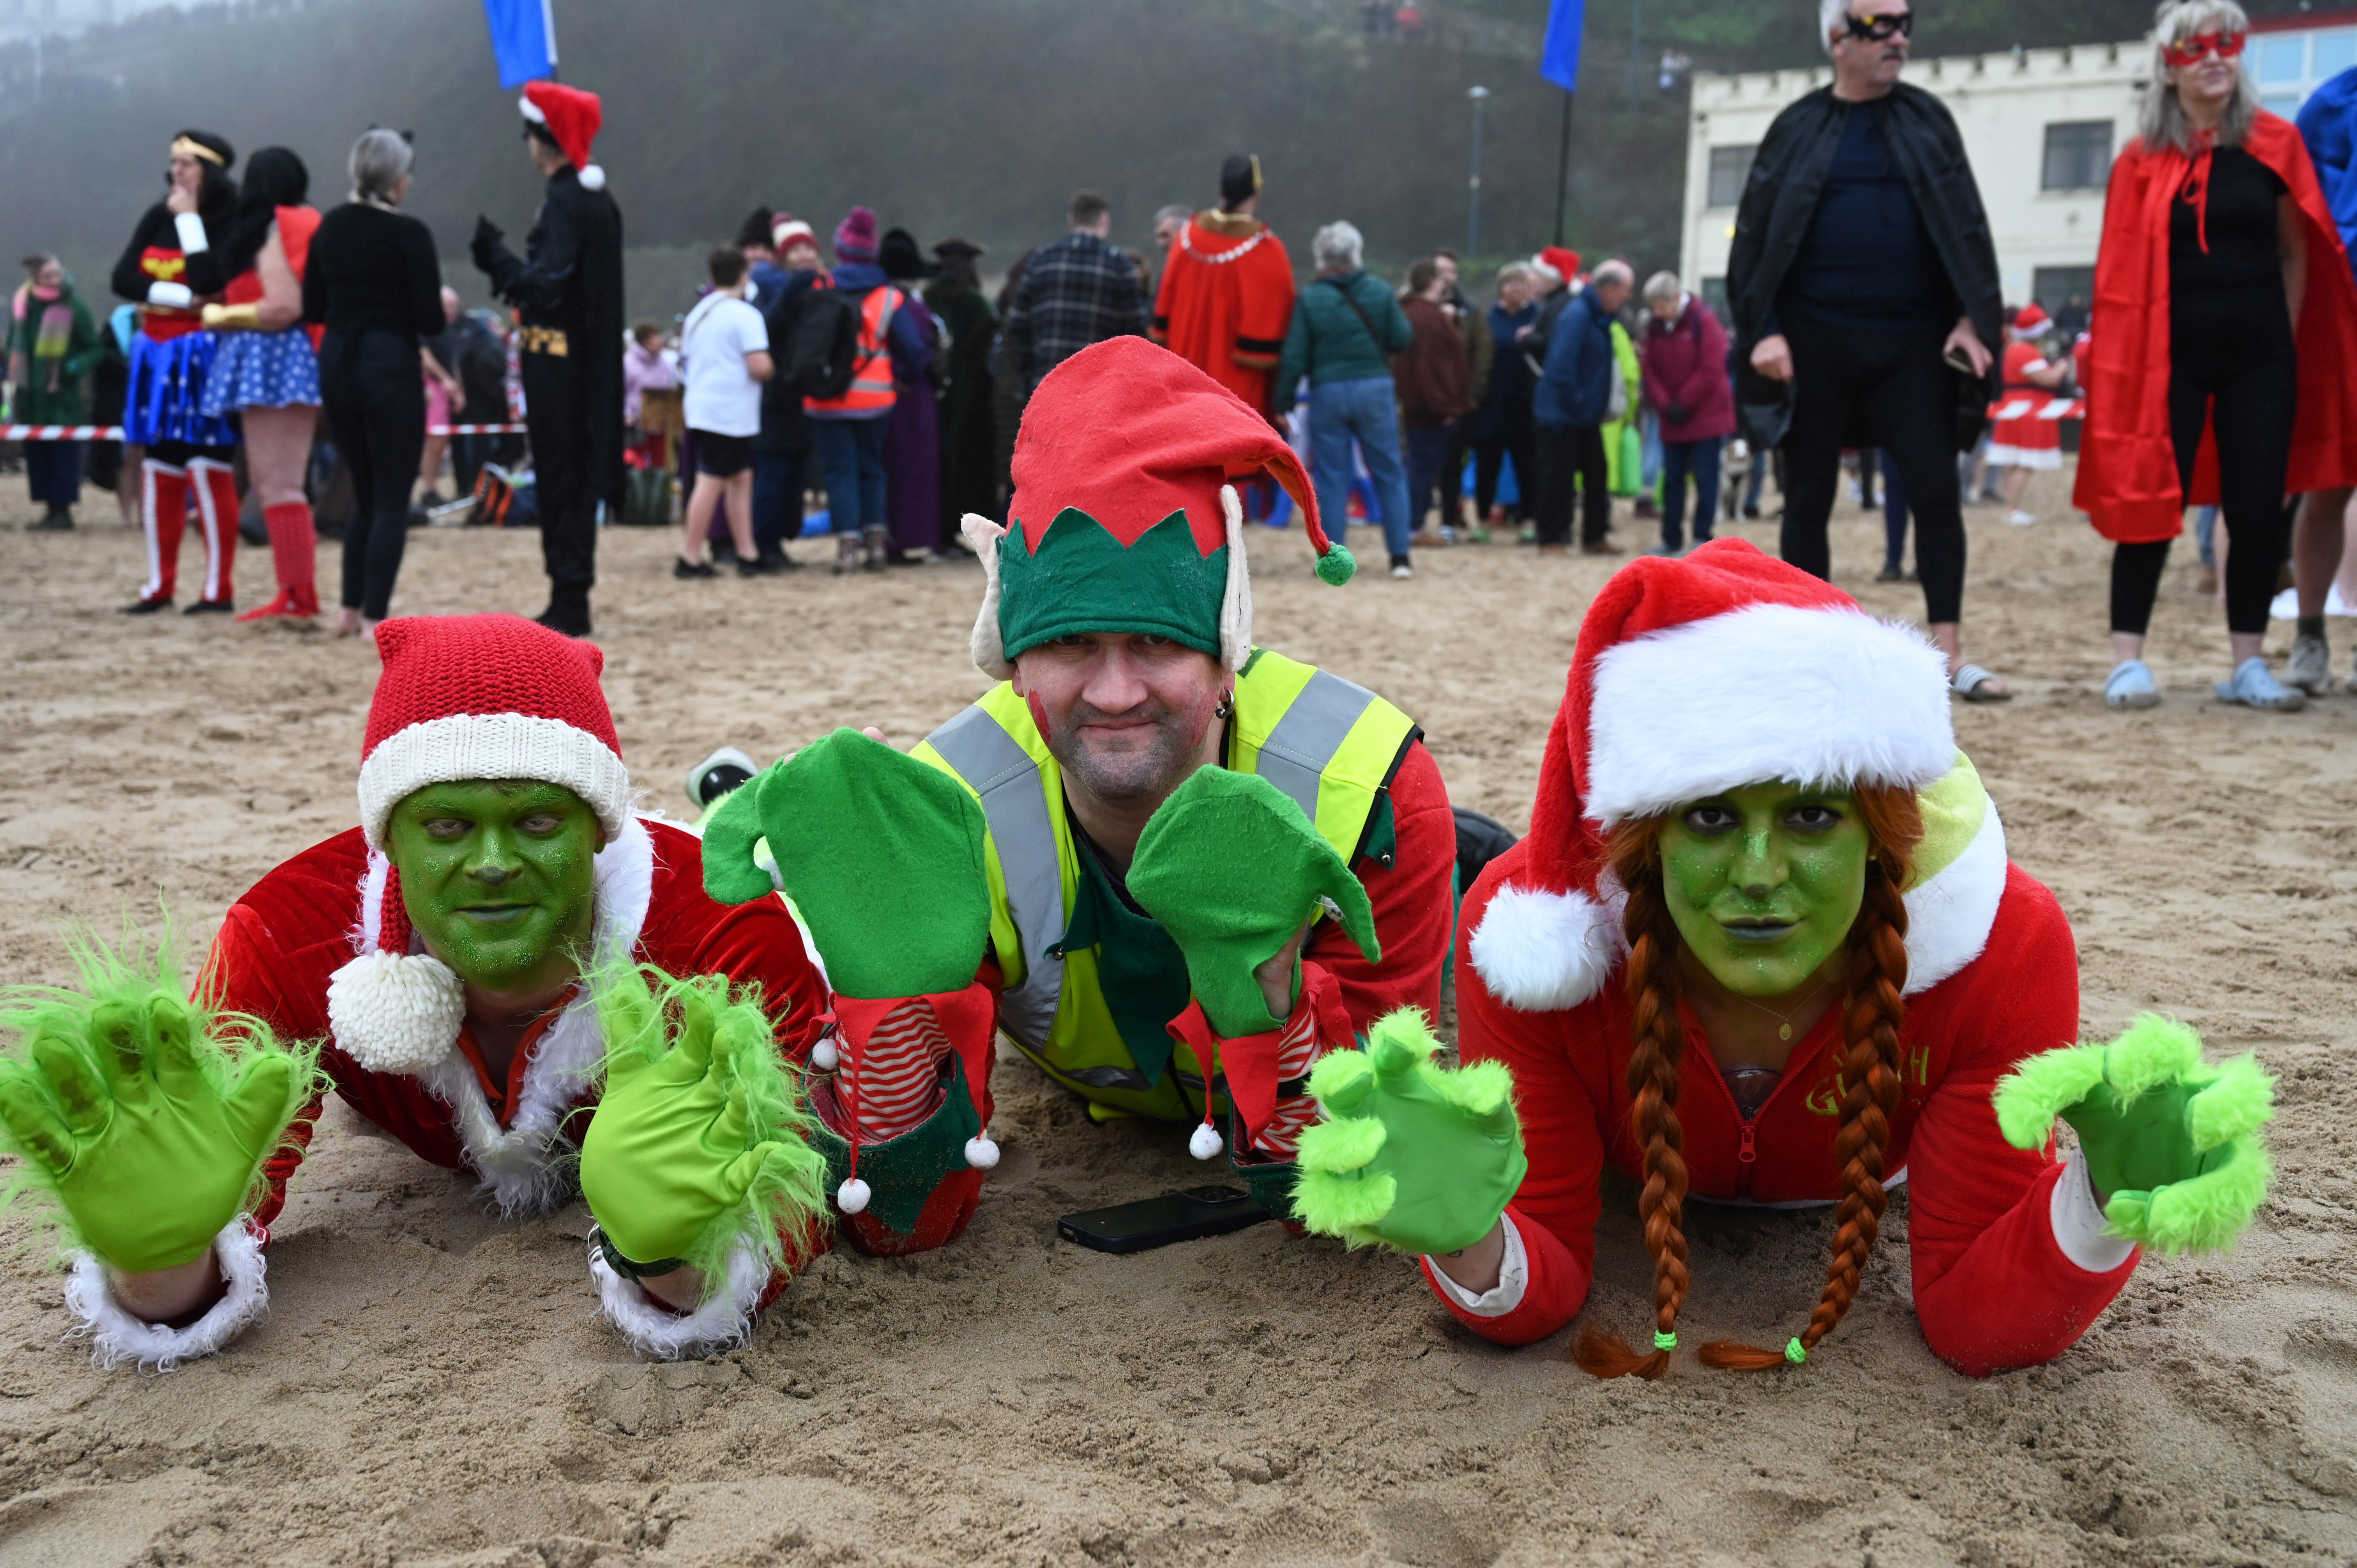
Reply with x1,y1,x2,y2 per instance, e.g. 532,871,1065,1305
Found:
1683,999,1827,1204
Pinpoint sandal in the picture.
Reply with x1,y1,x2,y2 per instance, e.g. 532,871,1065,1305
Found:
1952,663,2013,703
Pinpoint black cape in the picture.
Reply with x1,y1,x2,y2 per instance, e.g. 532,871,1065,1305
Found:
1725,83,2002,449
480,168,626,498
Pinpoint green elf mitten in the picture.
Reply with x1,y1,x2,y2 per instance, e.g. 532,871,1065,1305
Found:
581,965,830,1292
1993,1014,2274,1254
0,939,317,1275
1292,1008,1527,1256
701,729,998,1227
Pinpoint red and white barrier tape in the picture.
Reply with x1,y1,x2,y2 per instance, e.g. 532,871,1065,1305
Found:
1986,398,2085,421
0,423,528,439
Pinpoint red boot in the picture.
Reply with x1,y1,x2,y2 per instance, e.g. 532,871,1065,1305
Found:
186,457,239,612
236,502,319,620
125,460,188,613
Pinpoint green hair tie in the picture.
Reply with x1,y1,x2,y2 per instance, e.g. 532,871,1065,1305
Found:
1653,1330,1677,1351
1784,1337,1807,1365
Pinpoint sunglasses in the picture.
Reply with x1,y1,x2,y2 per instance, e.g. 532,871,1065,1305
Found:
1842,11,1913,42
2161,29,2246,67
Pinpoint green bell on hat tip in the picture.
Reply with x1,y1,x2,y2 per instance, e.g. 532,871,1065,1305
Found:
1316,541,1356,586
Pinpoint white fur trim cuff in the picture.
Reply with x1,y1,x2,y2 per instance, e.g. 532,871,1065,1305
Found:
65,1218,268,1372
172,212,210,255
1427,1212,1528,1317
327,949,466,1074
1466,883,1626,1012
357,711,631,848
589,1233,770,1359
1585,604,1956,826
2050,1153,2137,1274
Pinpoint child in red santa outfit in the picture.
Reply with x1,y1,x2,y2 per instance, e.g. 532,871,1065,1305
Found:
0,614,834,1370
1292,540,2274,1379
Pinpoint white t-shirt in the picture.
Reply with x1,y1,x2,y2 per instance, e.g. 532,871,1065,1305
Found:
680,292,769,438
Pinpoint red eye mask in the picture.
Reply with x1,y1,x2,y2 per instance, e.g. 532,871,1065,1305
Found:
2162,30,2246,68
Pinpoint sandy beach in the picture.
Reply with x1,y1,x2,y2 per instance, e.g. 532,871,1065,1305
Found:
0,474,2350,1567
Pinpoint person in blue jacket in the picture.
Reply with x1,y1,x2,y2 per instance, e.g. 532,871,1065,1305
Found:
1532,260,1632,554
2287,68,2357,695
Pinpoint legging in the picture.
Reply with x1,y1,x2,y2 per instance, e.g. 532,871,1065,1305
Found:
1780,316,1966,623
320,328,425,620
2110,285,2297,637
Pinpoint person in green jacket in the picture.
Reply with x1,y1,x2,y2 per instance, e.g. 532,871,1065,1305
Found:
1274,221,1420,579
6,254,102,530
1599,302,1644,501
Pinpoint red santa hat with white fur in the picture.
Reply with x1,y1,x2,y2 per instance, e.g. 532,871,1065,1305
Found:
1465,539,1966,1011
518,81,607,191
327,614,634,1075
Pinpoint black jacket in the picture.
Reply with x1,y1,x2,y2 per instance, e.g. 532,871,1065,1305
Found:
478,168,626,496
1726,83,2002,448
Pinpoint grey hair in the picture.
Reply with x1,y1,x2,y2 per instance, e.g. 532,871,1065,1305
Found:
1313,220,1364,272
1820,0,1855,55
1642,269,1682,301
1154,203,1192,230
1497,261,1536,287
1591,258,1634,290
2141,0,2256,153
349,128,413,204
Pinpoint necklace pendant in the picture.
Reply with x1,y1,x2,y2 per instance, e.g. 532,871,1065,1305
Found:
1778,1023,1792,1041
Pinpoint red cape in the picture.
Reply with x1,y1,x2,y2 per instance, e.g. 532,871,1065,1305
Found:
2074,112,2357,542
1151,213,1297,418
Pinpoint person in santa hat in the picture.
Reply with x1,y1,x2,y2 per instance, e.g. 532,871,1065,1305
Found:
1290,540,2275,1379
694,336,1460,1254
1986,304,2067,527
1152,154,1298,421
0,614,834,1370
472,81,625,638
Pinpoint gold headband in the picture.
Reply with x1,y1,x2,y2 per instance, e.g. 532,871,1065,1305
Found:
170,136,225,168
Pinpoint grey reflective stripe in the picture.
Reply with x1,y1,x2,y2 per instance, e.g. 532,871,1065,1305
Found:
925,705,1064,1050
1254,669,1378,825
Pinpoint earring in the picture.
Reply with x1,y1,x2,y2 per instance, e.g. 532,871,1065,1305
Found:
1214,692,1235,721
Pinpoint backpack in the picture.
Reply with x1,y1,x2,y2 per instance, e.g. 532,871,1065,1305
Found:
781,286,862,399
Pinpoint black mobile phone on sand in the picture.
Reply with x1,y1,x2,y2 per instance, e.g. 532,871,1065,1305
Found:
1058,1185,1271,1255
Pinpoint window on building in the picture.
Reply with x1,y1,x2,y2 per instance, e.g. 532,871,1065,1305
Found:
2041,122,2113,191
1706,146,1755,208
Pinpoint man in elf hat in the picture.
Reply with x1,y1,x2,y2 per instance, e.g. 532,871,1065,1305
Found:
1152,155,1298,421
1286,540,2274,1379
0,615,834,1369
473,81,625,638
697,337,1458,1253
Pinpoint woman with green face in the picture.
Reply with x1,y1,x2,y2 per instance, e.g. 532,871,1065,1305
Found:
1291,541,2273,1378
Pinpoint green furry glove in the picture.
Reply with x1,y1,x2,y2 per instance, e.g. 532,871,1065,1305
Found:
702,729,991,999
0,945,316,1274
581,966,830,1289
1994,1014,2274,1254
1292,1009,1526,1256
1127,768,1379,1037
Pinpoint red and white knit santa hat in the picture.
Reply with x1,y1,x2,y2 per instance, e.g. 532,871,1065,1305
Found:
331,615,633,1076
1466,539,1956,1011
519,81,606,192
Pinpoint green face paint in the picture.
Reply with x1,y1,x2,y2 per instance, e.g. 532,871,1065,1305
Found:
384,780,604,996
1656,781,1869,1000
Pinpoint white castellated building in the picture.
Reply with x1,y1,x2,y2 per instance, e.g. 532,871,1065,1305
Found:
1680,7,2357,320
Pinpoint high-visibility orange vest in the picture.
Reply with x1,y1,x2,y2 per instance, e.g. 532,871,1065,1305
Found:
804,285,903,416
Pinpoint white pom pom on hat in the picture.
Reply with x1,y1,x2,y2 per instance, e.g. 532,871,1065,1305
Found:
326,948,465,1075
963,1135,1000,1170
836,1178,872,1215
1189,1121,1225,1161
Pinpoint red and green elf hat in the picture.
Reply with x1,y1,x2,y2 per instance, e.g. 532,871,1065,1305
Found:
961,337,1353,678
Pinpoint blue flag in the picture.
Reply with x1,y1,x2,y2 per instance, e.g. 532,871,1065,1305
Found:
1541,0,1585,91
483,0,558,90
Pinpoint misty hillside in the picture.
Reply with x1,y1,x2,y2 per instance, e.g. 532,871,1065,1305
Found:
0,0,2241,320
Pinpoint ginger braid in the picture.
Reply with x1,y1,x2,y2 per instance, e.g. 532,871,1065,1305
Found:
1572,819,1693,1381
1580,787,1922,1379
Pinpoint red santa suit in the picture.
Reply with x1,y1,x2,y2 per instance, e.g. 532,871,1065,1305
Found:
1152,210,1297,418
64,616,829,1371
1988,314,2063,471
1438,540,2138,1378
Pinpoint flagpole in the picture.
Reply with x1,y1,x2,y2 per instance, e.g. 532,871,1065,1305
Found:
1553,88,1575,246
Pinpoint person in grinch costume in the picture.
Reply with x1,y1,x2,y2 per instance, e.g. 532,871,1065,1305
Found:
0,614,834,1370
700,336,1457,1254
1292,540,2274,1378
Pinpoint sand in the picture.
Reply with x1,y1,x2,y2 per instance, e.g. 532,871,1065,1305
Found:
0,475,2351,1568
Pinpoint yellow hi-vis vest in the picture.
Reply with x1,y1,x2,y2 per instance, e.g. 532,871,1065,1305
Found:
910,648,1418,1121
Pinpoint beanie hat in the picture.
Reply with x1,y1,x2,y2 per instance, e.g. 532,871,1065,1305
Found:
330,614,633,1077
2012,303,2053,337
959,337,1351,679
833,206,879,263
771,215,815,252
1465,540,1968,1013
519,81,606,191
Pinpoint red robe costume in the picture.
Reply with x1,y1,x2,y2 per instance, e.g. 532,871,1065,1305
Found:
70,816,831,1367
1152,210,1297,418
2074,112,2357,541
1443,837,2138,1379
